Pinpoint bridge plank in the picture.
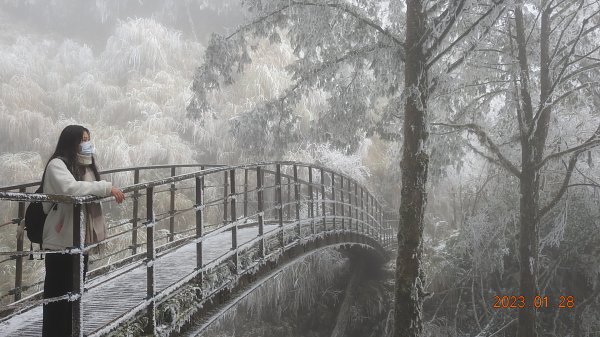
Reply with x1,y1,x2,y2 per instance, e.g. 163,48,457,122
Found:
1,225,275,337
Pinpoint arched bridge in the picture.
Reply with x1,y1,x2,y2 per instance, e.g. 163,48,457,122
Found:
0,162,396,336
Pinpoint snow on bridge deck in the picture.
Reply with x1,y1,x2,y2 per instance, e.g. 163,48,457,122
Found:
1,224,279,336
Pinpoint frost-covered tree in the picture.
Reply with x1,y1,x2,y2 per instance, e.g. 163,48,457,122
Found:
187,1,506,335
434,1,600,335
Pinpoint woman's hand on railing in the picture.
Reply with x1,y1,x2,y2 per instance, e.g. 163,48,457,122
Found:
111,187,125,204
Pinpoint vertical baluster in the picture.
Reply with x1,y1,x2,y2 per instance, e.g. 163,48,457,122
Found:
276,164,284,247
360,187,364,235
243,169,248,219
15,187,25,301
320,169,326,231
169,167,176,242
257,167,265,258
146,187,156,335
339,177,344,231
286,176,291,221
331,173,336,230
223,171,228,227
132,169,140,255
368,194,372,237
308,167,315,235
195,173,204,271
354,182,359,233
346,179,351,231
293,165,301,238
372,196,375,238
71,204,83,337
230,169,238,274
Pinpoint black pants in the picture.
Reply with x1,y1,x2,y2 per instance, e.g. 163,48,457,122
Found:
42,253,88,337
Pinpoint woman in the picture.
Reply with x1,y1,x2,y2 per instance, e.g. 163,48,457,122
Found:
42,125,125,337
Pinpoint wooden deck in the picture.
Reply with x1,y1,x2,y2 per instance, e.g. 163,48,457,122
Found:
1,224,278,336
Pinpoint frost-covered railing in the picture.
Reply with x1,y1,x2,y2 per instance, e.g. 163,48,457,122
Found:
0,162,395,336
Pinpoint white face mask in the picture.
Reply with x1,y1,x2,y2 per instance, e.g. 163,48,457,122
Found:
79,141,95,155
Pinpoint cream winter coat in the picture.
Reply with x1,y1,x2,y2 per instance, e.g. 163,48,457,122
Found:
42,158,112,250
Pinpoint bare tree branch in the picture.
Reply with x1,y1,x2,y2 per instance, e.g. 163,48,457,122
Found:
433,122,521,176
427,1,506,68
559,62,600,85
424,0,468,58
226,1,404,59
538,154,579,220
535,123,600,170
291,1,405,51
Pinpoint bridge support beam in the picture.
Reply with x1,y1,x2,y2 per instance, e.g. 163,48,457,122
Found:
257,167,265,258
276,164,284,248
230,169,238,274
72,204,83,337
145,187,156,336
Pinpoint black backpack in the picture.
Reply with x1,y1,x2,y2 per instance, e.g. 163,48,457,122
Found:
24,158,67,244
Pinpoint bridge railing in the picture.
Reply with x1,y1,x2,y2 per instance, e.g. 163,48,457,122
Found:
0,161,395,336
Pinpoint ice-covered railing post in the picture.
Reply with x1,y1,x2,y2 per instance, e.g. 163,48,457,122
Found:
340,176,345,231
276,164,284,247
223,171,228,228
308,167,315,235
169,167,176,242
367,193,375,236
131,168,140,255
331,173,337,230
15,187,26,301
257,166,265,258
293,164,301,238
72,203,84,337
320,168,326,232
353,182,359,236
286,176,291,222
195,174,204,273
230,169,238,274
145,186,156,335
243,169,248,219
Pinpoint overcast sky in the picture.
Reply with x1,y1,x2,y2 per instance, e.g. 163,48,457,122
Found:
0,0,245,49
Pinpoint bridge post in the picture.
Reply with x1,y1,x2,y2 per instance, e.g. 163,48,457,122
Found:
257,167,265,258
71,204,83,337
287,176,291,221
14,187,25,301
367,194,375,236
169,167,176,242
223,171,229,227
132,169,140,255
340,176,345,231
195,174,204,271
293,164,301,239
331,173,336,231
146,187,156,335
308,167,315,235
230,169,238,274
320,168,326,232
243,168,248,219
347,179,352,231
276,164,284,247
354,183,359,234
360,187,365,236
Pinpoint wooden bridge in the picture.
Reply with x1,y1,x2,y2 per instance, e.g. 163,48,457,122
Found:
0,162,396,336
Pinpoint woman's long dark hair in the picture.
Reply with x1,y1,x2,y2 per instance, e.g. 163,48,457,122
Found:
47,125,101,181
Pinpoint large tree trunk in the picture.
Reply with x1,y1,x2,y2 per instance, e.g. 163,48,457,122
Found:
394,0,429,336
515,3,552,336
518,160,540,337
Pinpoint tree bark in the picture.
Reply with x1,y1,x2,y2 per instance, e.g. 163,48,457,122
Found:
515,3,552,336
394,0,429,336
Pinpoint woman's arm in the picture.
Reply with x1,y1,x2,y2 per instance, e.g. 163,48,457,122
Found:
46,158,112,197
